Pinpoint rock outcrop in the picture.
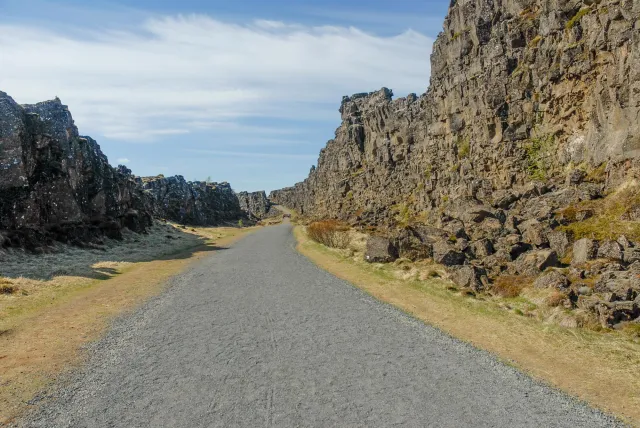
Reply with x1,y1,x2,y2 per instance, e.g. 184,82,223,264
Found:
140,176,244,226
0,91,250,248
271,0,639,220
271,0,640,328
0,92,152,248
236,191,278,220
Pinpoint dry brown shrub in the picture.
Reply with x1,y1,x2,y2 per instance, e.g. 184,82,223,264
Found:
544,291,567,307
491,276,531,298
307,220,350,249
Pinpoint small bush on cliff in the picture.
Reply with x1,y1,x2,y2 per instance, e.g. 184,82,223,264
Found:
307,220,350,249
525,135,555,180
566,7,591,30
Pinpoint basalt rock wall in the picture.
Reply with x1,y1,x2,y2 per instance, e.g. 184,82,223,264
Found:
140,176,244,226
0,92,152,248
236,191,277,220
270,0,640,223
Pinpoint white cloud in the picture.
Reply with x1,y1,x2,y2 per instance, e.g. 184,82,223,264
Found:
0,15,432,142
117,157,131,164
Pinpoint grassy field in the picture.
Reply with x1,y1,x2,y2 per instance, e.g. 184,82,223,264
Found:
294,226,640,426
0,223,256,425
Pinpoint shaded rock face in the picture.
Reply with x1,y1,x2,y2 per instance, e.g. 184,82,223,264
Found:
0,92,152,248
141,176,243,226
236,191,276,220
271,0,639,221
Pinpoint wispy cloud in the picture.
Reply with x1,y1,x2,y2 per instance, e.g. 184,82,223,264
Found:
186,149,317,160
117,157,131,164
0,14,432,142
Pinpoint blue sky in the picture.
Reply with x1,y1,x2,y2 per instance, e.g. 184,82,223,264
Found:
0,0,448,192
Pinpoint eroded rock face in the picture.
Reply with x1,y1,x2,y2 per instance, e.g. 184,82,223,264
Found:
236,191,278,220
141,176,243,226
271,1,640,222
0,93,152,248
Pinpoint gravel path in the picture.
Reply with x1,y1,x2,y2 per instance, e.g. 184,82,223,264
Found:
21,224,621,427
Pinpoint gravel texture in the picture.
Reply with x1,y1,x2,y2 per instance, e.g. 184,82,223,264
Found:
20,224,622,427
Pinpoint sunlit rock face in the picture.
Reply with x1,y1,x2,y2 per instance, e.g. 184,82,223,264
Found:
271,0,640,224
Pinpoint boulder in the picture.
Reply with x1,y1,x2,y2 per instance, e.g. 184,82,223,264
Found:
572,239,599,266
449,265,487,291
623,248,640,264
595,301,640,327
365,236,398,263
433,241,467,266
533,270,569,290
513,250,560,276
392,228,433,261
548,230,571,257
597,240,623,262
470,239,495,259
518,219,550,247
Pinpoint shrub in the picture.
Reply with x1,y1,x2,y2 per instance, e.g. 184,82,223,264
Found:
524,134,555,180
491,276,530,298
544,291,567,308
566,7,591,30
307,220,350,249
0,282,17,295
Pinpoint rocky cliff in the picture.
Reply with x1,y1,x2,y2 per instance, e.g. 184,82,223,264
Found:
271,0,640,327
236,191,279,220
0,93,152,248
0,91,251,249
271,0,639,222
140,175,244,225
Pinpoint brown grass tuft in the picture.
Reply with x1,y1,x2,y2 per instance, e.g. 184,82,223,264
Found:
491,276,531,298
544,291,568,307
306,220,350,249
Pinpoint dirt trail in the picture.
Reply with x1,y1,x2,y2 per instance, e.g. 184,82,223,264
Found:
20,224,619,427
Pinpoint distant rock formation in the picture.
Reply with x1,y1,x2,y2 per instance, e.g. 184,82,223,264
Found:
236,191,278,220
140,175,243,226
0,92,152,249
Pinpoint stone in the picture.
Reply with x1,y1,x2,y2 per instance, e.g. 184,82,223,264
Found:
548,231,571,257
533,270,569,290
365,236,398,263
595,301,640,327
597,240,623,262
433,241,466,266
566,169,587,186
623,248,640,264
392,227,434,261
514,250,560,277
572,239,599,266
470,239,494,259
449,265,487,291
518,220,550,247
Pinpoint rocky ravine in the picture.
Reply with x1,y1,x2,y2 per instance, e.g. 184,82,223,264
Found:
0,92,271,249
271,0,640,328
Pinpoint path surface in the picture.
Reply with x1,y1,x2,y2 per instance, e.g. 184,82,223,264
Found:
23,224,619,427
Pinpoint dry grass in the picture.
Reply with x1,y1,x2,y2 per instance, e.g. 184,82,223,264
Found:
295,226,640,426
558,182,640,241
307,220,350,249
0,223,256,425
491,276,531,298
